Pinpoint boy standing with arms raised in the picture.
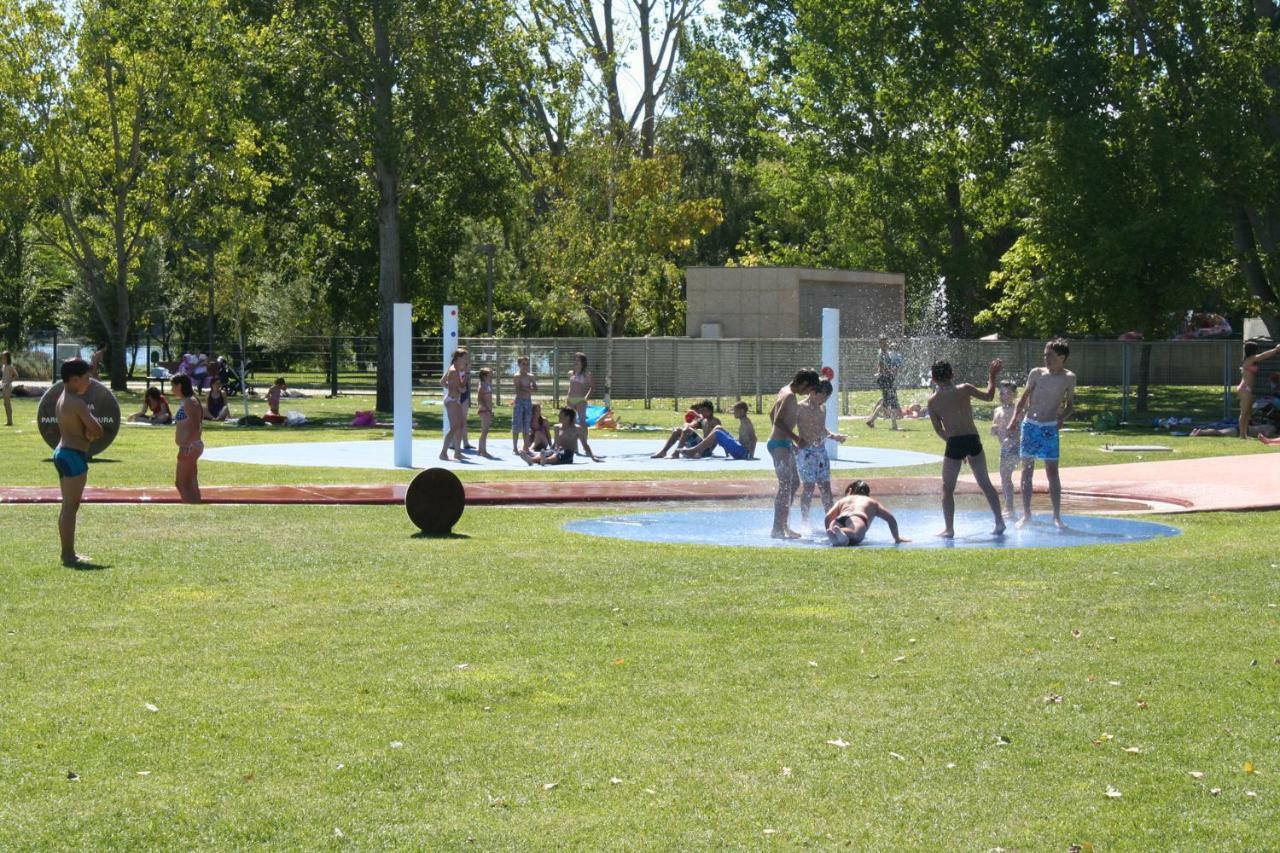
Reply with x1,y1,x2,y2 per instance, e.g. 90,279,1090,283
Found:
53,359,104,566
1014,338,1076,528
927,358,1007,538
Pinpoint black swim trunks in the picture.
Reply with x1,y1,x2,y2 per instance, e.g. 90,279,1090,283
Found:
944,434,984,460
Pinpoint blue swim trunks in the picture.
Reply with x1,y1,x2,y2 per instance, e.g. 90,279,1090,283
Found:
511,397,533,435
52,447,89,479
1020,418,1060,461
796,446,831,484
714,427,749,460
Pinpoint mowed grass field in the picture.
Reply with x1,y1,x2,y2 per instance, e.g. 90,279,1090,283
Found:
1,386,1278,848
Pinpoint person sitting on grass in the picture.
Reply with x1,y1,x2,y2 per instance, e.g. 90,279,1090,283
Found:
204,378,229,421
522,407,579,466
129,387,172,424
825,480,909,547
264,377,286,425
928,358,1008,538
1190,420,1278,438
652,400,720,458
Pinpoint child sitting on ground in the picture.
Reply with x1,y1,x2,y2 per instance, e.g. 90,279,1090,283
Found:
522,407,579,466
676,400,758,460
652,400,720,458
264,377,286,425
129,387,172,424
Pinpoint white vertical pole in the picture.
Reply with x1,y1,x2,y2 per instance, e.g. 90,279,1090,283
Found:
822,307,840,461
393,303,413,468
442,304,458,435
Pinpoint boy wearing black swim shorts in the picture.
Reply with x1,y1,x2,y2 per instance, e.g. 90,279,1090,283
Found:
53,358,104,566
927,358,1006,538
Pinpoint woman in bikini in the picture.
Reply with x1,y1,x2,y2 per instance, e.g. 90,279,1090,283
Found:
1235,341,1280,440
567,352,603,461
171,374,203,502
824,480,909,547
440,348,468,462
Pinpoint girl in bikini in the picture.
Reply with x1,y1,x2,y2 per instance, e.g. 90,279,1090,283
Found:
824,480,909,547
476,367,496,459
171,374,203,502
567,352,603,461
1236,341,1280,440
440,348,468,462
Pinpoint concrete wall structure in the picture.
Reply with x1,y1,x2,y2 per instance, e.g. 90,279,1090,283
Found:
685,267,905,339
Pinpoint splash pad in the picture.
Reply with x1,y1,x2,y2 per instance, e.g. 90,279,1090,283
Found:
563,504,1181,550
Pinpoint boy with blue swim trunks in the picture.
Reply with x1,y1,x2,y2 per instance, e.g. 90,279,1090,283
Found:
53,358,104,567
1013,338,1076,529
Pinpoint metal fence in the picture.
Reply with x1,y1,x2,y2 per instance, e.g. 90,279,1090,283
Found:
13,333,1263,420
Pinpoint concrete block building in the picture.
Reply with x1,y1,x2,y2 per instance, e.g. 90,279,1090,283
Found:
685,267,905,339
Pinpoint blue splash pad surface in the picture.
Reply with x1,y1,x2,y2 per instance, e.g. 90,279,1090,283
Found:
564,507,1181,550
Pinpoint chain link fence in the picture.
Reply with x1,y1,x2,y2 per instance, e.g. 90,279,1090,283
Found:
11,333,1263,421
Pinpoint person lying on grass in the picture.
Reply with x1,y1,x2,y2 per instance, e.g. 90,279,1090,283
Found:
825,480,909,547
522,407,579,466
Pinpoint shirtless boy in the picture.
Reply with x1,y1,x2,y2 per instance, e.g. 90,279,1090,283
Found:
797,379,847,523
522,406,579,466
511,356,537,452
1013,339,1076,528
927,358,1007,537
825,480,909,546
53,358,104,566
768,368,820,539
653,401,720,458
990,380,1020,519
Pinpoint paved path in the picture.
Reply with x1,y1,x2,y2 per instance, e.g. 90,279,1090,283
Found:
1,453,1275,513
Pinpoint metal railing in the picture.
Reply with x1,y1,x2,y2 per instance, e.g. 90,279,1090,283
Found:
13,334,1266,420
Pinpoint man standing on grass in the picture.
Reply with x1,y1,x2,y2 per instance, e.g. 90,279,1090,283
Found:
1014,338,1076,529
53,358,103,567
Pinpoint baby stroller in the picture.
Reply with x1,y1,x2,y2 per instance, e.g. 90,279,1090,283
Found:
219,359,253,397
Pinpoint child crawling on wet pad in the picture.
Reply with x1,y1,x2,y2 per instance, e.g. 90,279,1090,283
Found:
825,480,909,547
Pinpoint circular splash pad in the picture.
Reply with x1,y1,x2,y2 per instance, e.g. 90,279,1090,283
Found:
564,507,1181,550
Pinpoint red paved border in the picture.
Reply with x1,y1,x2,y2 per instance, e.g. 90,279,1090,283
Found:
1,453,1275,513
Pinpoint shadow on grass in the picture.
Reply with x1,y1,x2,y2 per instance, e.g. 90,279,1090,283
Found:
65,559,109,571
411,530,471,540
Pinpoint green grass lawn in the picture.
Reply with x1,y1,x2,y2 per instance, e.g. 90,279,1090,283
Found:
2,384,1277,847
0,386,1274,489
0,503,1277,848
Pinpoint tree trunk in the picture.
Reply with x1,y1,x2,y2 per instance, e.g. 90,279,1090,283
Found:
1135,342,1152,413
1230,203,1280,339
372,5,402,413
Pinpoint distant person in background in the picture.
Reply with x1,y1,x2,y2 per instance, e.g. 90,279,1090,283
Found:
53,358,104,567
88,343,107,379
476,367,497,459
264,377,287,425
129,387,172,424
1235,341,1280,440
2,351,17,426
204,377,229,421
865,336,904,430
192,353,210,391
171,374,203,502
